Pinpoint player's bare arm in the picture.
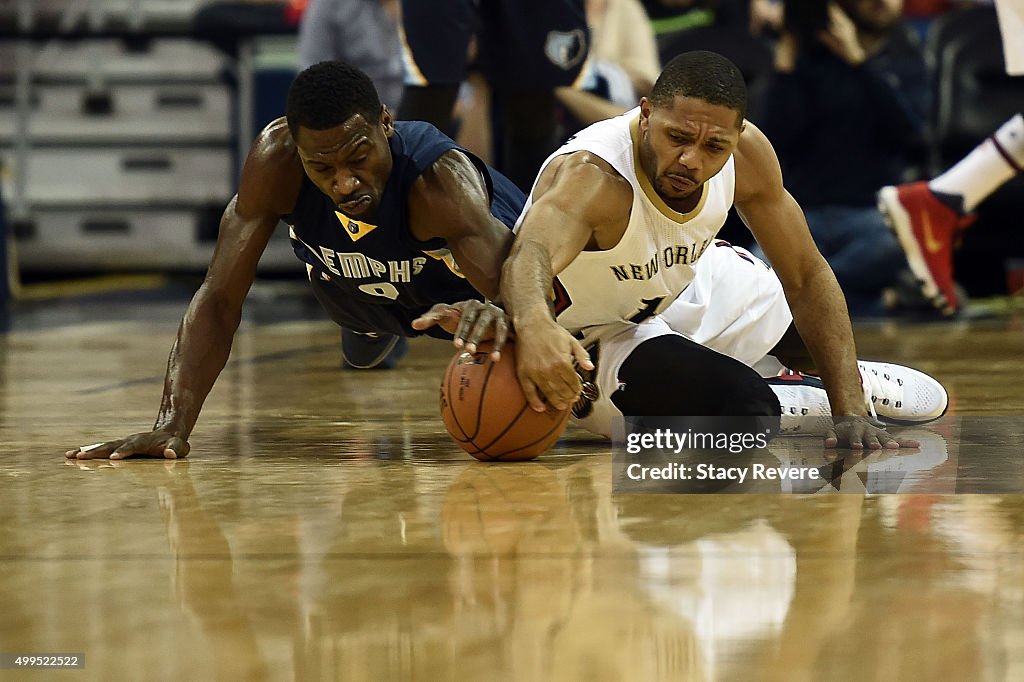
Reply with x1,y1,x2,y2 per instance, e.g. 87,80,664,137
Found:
733,122,913,449
501,152,632,411
65,120,303,460
408,150,513,299
407,149,516,355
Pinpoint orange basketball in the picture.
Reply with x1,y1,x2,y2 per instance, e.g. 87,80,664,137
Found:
440,341,570,461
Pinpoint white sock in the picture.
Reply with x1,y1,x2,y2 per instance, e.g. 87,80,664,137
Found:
929,113,1024,212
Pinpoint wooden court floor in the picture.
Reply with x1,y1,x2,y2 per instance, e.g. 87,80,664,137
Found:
1,286,1023,681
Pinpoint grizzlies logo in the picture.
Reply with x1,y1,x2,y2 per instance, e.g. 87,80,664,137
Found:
544,29,587,71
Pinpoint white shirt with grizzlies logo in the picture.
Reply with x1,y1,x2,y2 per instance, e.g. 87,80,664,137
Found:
514,107,736,337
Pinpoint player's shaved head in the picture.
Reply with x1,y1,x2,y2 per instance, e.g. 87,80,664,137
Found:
286,60,382,136
650,51,746,128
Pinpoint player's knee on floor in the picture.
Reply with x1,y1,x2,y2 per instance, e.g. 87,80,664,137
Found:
341,329,409,370
611,335,781,418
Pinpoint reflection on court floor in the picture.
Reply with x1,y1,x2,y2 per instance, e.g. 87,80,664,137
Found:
1,296,1023,680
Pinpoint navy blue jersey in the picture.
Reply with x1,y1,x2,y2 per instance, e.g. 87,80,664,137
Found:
283,121,525,338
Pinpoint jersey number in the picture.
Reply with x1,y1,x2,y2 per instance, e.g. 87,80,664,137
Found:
628,297,666,324
358,282,400,300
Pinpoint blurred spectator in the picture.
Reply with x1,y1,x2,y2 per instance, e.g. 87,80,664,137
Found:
749,0,786,35
556,0,661,131
296,0,403,111
901,0,953,39
193,1,300,57
643,0,774,116
590,0,662,95
756,0,930,316
450,67,495,166
641,0,748,52
397,0,590,192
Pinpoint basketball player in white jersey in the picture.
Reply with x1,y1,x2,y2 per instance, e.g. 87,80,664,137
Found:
500,51,948,449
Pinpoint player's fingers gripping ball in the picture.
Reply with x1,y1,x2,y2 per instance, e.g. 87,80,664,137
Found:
440,341,570,461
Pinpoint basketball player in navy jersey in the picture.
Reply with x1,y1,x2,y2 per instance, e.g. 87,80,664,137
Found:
66,61,522,460
501,51,949,450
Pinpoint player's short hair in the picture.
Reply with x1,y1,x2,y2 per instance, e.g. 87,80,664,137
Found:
650,51,746,127
286,61,382,136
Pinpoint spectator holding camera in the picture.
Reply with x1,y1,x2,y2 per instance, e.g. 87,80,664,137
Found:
756,0,929,316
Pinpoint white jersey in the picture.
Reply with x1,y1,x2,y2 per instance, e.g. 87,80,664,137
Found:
515,107,736,335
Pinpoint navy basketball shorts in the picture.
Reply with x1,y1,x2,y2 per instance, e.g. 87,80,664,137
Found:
399,0,590,89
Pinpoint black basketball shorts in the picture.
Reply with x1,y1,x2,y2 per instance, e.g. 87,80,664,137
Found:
399,0,590,89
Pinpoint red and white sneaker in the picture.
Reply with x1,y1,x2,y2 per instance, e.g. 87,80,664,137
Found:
878,182,975,316
767,361,948,435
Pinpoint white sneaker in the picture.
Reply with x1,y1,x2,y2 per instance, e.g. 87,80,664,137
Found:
856,361,948,425
765,373,836,435
766,361,948,435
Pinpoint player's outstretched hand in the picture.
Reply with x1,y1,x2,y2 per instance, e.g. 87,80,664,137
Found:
65,429,190,460
825,416,920,450
515,318,593,412
412,300,510,361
